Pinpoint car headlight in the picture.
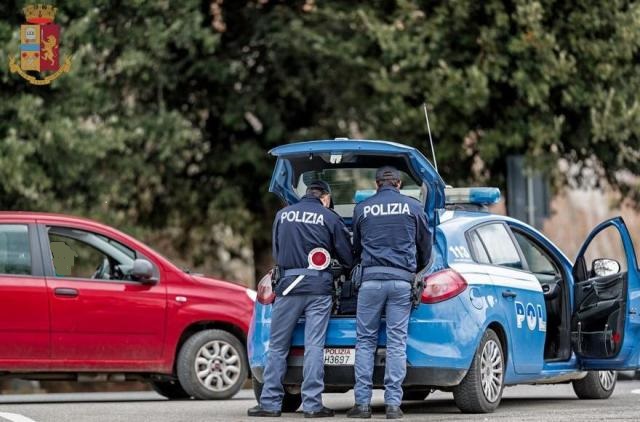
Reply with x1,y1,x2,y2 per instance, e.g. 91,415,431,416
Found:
246,288,257,302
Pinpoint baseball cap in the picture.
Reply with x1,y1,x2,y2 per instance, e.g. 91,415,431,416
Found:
375,166,401,182
307,180,332,195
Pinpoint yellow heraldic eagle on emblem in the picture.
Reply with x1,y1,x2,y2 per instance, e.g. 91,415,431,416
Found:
8,4,72,85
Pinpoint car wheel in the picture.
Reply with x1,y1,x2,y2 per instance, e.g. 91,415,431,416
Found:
176,329,248,400
150,380,191,400
252,376,302,413
572,371,616,399
402,388,431,401
453,328,504,413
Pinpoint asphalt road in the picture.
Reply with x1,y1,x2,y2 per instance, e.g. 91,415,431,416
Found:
1,380,640,422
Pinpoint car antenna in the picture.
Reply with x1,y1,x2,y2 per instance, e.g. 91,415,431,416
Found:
422,102,438,172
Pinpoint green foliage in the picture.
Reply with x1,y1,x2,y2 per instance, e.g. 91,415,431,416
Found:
0,0,638,281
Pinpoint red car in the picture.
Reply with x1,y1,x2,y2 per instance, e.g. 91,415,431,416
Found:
0,212,255,399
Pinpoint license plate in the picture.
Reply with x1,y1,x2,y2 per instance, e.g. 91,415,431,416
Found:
323,348,355,366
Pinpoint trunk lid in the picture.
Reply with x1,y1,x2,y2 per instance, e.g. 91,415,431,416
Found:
269,139,445,226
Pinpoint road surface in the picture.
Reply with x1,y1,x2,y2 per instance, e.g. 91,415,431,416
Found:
0,380,639,421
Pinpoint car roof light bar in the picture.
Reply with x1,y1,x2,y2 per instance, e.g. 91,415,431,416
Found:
445,187,501,206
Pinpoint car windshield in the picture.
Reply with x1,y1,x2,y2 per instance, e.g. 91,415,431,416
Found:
294,168,424,218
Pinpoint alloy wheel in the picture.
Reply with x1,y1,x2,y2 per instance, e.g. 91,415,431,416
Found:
194,340,242,392
480,339,503,403
598,371,616,391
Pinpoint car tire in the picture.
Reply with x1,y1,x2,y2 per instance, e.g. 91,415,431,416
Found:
252,376,302,413
453,328,504,413
572,371,616,399
150,380,191,400
176,329,248,400
402,388,430,401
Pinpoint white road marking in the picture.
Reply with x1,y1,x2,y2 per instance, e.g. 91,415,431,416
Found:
631,389,640,394
0,413,38,422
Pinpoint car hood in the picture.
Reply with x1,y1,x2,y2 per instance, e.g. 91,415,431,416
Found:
190,274,249,292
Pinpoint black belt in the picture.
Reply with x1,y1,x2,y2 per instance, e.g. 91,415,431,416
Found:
362,266,414,282
282,268,332,280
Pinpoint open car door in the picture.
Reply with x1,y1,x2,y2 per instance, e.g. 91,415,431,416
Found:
571,217,640,369
269,139,445,227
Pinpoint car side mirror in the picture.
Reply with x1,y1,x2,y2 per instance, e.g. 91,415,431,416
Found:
132,259,157,284
592,258,621,277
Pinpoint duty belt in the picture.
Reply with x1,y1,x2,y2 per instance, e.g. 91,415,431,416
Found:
283,268,333,280
362,266,414,282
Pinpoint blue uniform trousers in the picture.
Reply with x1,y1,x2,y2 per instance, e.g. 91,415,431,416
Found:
260,294,332,412
354,280,411,406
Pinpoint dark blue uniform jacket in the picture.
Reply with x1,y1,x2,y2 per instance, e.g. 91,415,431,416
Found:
352,186,432,282
273,195,353,296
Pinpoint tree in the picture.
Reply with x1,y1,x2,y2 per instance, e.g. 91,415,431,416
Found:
0,0,638,284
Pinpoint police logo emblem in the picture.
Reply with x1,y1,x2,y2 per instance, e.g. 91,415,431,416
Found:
8,4,72,85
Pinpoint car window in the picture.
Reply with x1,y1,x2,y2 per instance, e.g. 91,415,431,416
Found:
294,168,424,218
468,231,490,264
50,234,108,278
48,227,136,280
0,225,31,275
475,223,523,269
97,234,136,259
582,225,628,273
512,231,557,276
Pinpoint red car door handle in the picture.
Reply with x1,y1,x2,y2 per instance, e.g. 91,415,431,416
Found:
54,288,79,298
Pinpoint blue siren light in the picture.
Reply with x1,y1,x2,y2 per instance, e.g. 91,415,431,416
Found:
353,190,376,203
445,187,501,205
353,189,422,204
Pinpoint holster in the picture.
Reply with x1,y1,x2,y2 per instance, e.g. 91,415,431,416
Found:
411,266,429,309
271,265,281,287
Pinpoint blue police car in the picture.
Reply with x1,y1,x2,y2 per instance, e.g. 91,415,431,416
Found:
249,139,640,413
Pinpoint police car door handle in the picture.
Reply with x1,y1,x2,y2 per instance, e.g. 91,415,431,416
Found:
502,290,517,298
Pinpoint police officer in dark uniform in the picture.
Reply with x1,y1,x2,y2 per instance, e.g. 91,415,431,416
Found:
249,180,353,418
347,167,432,420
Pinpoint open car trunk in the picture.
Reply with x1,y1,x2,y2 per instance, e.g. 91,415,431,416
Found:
269,139,445,225
269,140,445,317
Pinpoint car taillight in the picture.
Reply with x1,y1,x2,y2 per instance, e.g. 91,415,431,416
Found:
256,272,275,305
421,269,467,304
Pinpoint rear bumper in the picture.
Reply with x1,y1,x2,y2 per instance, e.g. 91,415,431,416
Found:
249,297,481,388
251,365,466,388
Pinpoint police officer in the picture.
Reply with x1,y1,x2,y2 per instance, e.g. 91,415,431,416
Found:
249,180,353,418
347,167,432,420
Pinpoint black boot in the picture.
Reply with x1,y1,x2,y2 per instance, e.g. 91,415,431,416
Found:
304,406,335,418
385,405,403,419
247,405,281,417
346,404,372,419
